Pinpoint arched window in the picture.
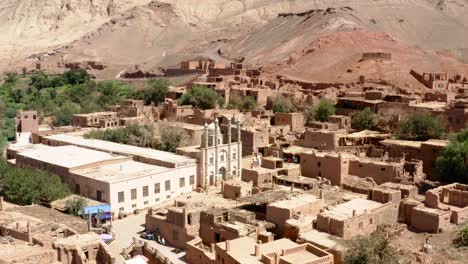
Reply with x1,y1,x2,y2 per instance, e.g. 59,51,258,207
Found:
232,166,237,176
220,152,225,162
232,150,236,160
209,154,214,164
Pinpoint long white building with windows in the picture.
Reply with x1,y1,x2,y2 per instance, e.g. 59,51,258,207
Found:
8,135,198,215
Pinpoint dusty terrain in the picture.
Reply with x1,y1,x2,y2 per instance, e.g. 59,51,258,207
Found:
2,0,468,84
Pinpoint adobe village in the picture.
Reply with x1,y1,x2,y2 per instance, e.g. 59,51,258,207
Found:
1,1,468,264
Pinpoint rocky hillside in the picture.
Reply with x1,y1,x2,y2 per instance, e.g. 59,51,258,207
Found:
1,0,468,85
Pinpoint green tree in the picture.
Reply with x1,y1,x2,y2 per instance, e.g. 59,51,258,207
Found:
52,102,81,126
436,129,468,183
345,230,400,264
0,160,70,205
228,95,257,112
352,108,375,131
138,79,169,105
158,125,189,153
242,96,257,112
97,80,131,106
4,72,19,85
66,196,88,216
314,99,336,122
179,85,221,110
271,95,297,113
84,125,158,149
62,69,92,85
398,113,445,141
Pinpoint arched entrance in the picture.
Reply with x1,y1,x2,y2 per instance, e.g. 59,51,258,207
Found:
209,171,214,186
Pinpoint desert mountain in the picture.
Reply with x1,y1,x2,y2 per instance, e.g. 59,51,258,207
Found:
2,0,468,86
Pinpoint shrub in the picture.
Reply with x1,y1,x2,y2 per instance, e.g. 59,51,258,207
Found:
455,226,468,247
271,95,297,113
158,125,189,153
66,196,88,216
97,80,132,106
436,129,468,183
0,160,70,205
398,113,445,141
228,94,257,112
179,85,222,109
345,230,400,264
314,99,336,122
132,79,169,105
352,107,375,131
52,102,81,126
84,124,188,153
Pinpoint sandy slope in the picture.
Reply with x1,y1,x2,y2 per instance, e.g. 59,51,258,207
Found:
1,0,468,86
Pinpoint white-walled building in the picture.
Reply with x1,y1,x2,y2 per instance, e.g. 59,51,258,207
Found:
177,118,242,188
10,143,197,214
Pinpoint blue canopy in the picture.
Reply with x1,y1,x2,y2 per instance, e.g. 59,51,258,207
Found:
82,204,111,215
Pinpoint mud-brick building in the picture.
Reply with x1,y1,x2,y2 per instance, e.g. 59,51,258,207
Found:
72,112,119,128
266,194,324,236
274,112,305,131
316,198,399,239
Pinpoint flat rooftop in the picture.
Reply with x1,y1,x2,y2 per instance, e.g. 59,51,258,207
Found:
280,250,319,264
7,143,50,153
54,232,103,248
268,194,320,209
0,239,55,263
258,238,300,256
17,145,126,169
380,139,422,149
422,139,450,147
411,102,446,109
44,134,196,168
74,111,116,117
299,229,346,250
217,237,260,263
216,237,302,264
71,160,171,183
320,198,384,221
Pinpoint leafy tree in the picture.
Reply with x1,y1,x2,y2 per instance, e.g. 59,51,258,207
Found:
271,95,297,113
314,99,336,122
97,80,131,106
158,125,189,153
228,94,257,112
352,107,375,131
179,85,222,110
398,113,445,141
0,160,70,205
84,124,188,153
242,96,257,112
345,230,400,264
436,129,468,183
62,69,92,85
52,102,81,126
66,196,88,216
84,125,159,149
132,79,169,105
4,72,19,85
30,72,53,89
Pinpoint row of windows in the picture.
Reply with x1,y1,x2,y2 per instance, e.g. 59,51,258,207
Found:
117,175,195,203
209,151,238,164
